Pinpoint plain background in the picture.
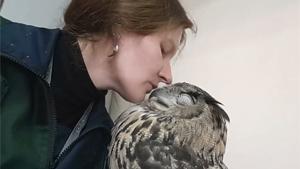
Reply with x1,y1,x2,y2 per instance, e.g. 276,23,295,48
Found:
1,0,299,168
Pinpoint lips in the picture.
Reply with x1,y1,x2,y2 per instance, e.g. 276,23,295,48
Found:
150,83,158,89
146,82,158,94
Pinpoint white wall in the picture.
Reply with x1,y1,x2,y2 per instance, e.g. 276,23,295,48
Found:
1,0,299,169
0,0,69,28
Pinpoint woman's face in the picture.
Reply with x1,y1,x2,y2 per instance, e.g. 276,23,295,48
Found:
113,27,183,103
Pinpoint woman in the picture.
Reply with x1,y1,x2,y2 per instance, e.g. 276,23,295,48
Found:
0,0,195,168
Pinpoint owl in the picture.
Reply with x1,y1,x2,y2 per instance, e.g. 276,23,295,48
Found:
108,82,230,169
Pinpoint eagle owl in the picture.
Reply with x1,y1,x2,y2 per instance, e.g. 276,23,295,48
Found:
108,82,230,169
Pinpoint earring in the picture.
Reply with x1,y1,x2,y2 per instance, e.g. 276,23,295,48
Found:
109,33,120,57
112,43,119,56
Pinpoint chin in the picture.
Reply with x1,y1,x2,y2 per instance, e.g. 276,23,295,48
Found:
123,92,146,103
116,85,147,103
128,96,145,103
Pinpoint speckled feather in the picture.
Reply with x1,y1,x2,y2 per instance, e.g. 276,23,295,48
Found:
108,82,229,169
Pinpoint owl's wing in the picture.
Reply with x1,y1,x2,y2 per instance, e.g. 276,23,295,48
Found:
110,109,200,169
129,132,201,169
133,105,228,169
166,104,229,169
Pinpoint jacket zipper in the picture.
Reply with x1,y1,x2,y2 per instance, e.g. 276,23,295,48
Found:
50,127,102,169
51,102,94,168
1,53,57,169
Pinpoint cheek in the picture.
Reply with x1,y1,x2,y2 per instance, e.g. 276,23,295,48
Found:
114,62,149,102
117,79,148,103
142,49,164,74
121,35,163,75
124,48,162,78
114,37,163,102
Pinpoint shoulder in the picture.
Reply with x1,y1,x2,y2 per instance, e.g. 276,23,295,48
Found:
0,16,61,77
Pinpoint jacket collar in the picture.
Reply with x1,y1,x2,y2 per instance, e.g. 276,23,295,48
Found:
0,16,60,81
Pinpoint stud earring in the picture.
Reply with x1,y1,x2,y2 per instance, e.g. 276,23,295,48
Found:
108,33,120,57
112,43,119,56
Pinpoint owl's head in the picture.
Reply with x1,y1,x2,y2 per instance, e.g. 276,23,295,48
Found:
149,82,214,107
148,82,230,121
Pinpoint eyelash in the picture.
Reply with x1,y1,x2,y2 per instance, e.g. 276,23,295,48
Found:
161,49,166,55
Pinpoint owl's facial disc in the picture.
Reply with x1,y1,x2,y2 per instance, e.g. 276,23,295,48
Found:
150,96,170,108
149,89,174,109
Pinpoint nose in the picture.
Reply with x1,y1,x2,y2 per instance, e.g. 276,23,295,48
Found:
159,61,172,85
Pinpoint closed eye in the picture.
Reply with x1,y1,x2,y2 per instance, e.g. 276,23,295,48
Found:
177,93,195,105
161,42,175,57
161,46,168,56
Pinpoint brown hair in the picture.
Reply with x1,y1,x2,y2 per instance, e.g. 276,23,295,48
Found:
64,0,195,42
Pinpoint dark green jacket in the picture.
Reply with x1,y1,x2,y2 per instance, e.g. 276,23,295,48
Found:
0,17,113,169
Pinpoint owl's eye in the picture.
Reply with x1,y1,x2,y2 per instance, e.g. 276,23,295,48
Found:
177,93,194,105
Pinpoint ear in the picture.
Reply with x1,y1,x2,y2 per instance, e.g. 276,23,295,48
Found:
209,103,230,123
108,33,120,57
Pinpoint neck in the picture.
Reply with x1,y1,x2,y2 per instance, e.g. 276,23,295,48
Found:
77,37,118,91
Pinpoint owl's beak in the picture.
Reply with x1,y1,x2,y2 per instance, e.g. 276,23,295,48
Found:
149,89,158,99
